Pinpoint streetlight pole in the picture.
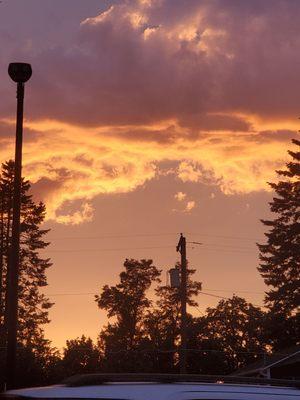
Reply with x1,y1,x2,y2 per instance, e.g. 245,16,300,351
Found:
177,233,187,374
6,63,32,389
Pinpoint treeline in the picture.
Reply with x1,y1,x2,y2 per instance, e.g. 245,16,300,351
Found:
0,139,299,388
57,251,298,377
1,256,296,387
80,260,267,375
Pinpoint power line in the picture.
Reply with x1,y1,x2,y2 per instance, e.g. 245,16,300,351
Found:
43,288,265,311
44,245,175,253
201,243,255,250
46,292,96,296
42,233,260,254
41,244,257,254
44,291,264,298
43,287,265,297
46,232,178,240
204,288,264,295
46,232,262,242
189,247,254,254
190,233,260,241
199,291,265,308
193,304,205,316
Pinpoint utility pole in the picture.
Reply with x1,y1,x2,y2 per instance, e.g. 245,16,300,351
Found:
177,233,187,374
5,63,32,389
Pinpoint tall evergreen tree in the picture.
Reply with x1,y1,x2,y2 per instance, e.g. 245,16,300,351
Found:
257,139,300,348
0,161,53,384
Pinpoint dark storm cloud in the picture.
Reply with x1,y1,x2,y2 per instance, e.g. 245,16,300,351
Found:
18,0,300,128
1,0,300,131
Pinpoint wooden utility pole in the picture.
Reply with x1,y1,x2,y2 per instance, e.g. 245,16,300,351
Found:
177,233,187,374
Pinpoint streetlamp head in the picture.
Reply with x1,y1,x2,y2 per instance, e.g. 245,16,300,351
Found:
8,63,32,83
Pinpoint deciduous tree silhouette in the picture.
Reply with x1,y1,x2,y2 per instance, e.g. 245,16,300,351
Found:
196,296,267,373
61,336,100,376
95,259,161,371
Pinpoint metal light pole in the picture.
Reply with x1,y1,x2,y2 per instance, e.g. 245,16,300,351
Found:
6,63,32,389
176,233,187,374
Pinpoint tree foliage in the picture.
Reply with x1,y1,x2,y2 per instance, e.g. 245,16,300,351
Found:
95,258,267,375
258,139,300,348
61,336,100,376
196,296,267,373
0,161,53,387
96,259,161,371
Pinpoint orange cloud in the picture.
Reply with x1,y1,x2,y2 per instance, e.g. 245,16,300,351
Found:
185,201,196,212
175,191,186,201
0,115,298,224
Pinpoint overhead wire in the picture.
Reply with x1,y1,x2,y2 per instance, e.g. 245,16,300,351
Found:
42,229,261,254
42,289,265,309
193,243,256,250
34,230,262,306
189,247,255,254
43,245,175,253
198,291,265,309
204,288,264,295
44,287,265,297
42,243,258,254
46,231,261,242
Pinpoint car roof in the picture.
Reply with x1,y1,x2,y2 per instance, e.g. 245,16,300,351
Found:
5,382,300,399
5,374,300,399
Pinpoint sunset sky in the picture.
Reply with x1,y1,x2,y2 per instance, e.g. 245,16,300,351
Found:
1,0,300,349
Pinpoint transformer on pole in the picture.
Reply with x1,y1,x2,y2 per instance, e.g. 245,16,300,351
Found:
169,267,180,288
